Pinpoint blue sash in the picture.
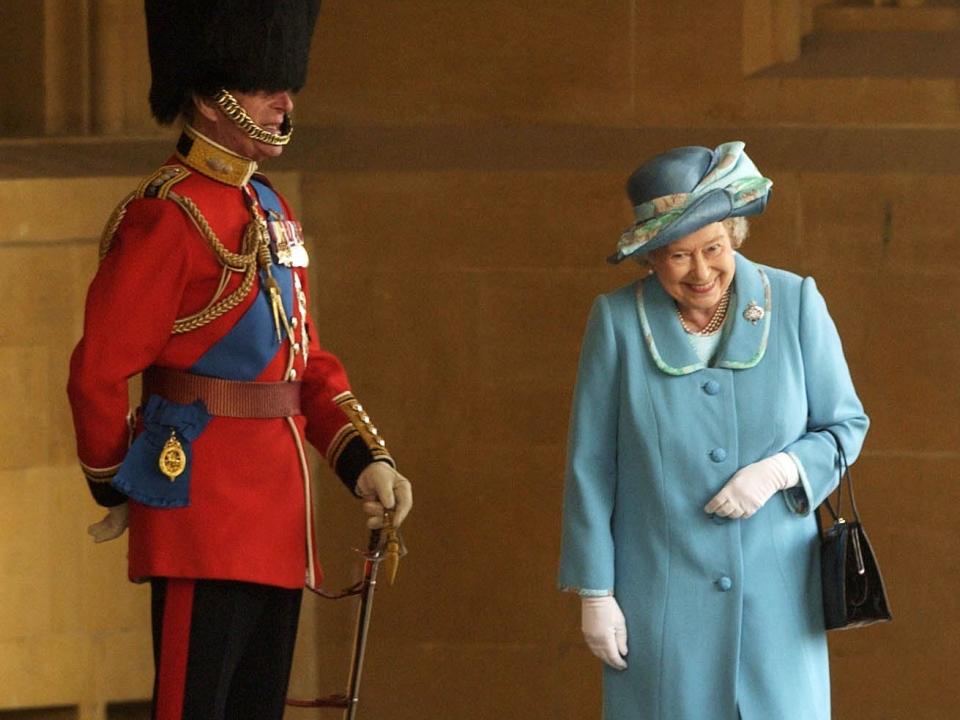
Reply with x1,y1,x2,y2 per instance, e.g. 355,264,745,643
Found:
115,180,295,507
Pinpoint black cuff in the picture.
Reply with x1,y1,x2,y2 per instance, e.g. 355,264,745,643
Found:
86,478,128,507
334,436,382,494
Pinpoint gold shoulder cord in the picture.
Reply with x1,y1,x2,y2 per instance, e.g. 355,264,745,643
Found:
97,167,270,335
166,192,260,334
98,192,135,261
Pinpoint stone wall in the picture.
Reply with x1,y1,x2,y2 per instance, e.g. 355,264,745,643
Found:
1,1,956,718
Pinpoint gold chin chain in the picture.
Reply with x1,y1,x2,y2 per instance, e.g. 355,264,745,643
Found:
214,89,292,146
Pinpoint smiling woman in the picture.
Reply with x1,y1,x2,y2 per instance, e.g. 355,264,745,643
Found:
647,221,738,332
558,141,869,720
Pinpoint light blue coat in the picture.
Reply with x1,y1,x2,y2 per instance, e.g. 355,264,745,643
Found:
558,253,868,720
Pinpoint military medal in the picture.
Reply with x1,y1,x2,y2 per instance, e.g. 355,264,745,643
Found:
267,212,309,268
159,429,186,482
743,300,765,324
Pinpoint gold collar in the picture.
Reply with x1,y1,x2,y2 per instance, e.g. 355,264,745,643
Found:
176,125,257,187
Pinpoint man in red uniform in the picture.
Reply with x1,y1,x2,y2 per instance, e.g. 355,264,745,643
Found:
67,3,412,718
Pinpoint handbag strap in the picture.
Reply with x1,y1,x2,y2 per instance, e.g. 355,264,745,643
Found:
821,428,862,524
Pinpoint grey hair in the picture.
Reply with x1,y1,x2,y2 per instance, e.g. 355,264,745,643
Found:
634,217,749,271
722,216,749,249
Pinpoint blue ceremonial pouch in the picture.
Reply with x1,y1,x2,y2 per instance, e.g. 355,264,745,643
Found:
112,395,212,508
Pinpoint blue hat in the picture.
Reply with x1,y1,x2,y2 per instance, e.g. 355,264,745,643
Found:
608,141,772,264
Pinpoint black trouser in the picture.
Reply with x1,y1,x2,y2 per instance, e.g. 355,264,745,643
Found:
150,578,303,720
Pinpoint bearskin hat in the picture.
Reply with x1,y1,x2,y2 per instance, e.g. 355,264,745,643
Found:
145,0,320,124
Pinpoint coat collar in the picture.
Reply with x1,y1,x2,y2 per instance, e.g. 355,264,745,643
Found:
175,125,257,187
634,252,771,376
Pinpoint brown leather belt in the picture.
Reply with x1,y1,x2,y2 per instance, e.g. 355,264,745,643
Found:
142,366,302,418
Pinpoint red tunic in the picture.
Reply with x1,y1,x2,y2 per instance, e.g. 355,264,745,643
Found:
68,133,381,589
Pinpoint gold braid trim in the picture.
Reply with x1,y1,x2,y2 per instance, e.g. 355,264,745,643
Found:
332,391,395,464
171,263,258,334
169,193,258,270
96,166,275,336
99,167,189,260
99,192,135,261
166,192,261,334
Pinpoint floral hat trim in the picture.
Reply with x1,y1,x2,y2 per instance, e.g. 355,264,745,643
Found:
615,141,772,260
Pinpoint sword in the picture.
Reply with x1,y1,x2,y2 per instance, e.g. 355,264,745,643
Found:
287,513,406,719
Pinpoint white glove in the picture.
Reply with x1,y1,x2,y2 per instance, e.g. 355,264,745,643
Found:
87,503,129,543
581,596,628,670
704,452,799,519
356,462,413,529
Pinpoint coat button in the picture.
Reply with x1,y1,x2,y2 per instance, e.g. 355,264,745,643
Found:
702,380,720,395
710,514,727,525
709,448,727,463
715,576,733,592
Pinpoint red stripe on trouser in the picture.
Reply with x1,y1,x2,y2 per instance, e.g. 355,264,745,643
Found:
155,579,195,720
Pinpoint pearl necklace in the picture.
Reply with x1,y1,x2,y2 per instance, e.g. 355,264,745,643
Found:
677,287,731,336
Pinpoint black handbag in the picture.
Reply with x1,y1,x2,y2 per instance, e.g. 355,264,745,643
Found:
816,430,892,630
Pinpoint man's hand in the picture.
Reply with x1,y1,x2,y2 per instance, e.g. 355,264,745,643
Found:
88,503,129,543
704,452,799,519
581,595,629,670
356,462,413,529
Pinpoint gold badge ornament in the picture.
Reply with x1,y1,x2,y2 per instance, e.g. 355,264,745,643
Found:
159,429,187,482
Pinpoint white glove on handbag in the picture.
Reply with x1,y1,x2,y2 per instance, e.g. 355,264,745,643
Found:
704,452,800,519
87,503,129,543
356,462,413,529
581,596,628,671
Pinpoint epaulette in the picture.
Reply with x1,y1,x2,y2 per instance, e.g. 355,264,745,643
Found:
98,166,192,260
135,165,191,200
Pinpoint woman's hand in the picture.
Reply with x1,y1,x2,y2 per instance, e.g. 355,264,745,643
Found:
356,462,413,529
87,503,129,543
704,452,799,519
581,595,629,670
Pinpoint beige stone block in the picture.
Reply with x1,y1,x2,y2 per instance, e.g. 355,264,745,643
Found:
0,178,141,243
885,173,960,273
87,628,154,703
814,5,960,33
741,171,803,270
0,465,154,711
2,242,85,345
324,637,598,720
0,633,89,709
0,2,44,137
302,168,633,274
0,467,85,638
851,271,960,452
798,269,877,373
0,346,52,471
744,76,960,126
826,455,960,719
632,1,747,125
89,1,153,136
742,0,802,74
313,441,568,649
300,1,634,126
796,172,899,273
